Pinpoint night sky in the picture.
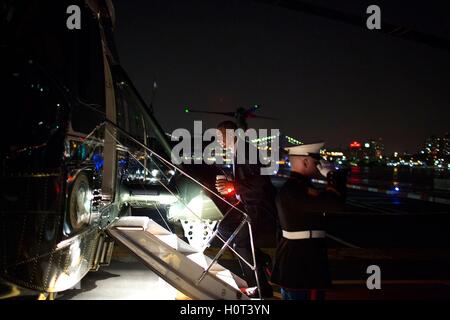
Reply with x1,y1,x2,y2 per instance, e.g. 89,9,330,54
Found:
113,0,450,154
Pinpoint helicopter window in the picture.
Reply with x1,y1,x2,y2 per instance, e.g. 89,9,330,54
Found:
111,68,174,186
3,0,105,135
67,2,106,134
70,3,106,134
114,80,146,143
1,52,68,170
75,14,105,110
114,80,128,132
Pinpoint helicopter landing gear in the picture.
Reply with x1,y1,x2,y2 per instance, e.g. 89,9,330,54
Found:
67,172,92,233
37,292,56,300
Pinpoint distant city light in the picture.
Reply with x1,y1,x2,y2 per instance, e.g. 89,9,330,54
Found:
364,143,370,148
285,135,303,145
350,141,361,149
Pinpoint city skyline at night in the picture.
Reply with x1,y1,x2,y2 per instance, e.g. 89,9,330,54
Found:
113,0,450,154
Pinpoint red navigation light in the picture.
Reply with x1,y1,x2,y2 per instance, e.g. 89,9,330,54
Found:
350,141,361,149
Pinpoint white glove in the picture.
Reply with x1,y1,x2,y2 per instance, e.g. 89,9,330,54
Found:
316,160,332,177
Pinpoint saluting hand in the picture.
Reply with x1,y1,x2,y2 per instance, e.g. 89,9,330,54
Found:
316,160,333,177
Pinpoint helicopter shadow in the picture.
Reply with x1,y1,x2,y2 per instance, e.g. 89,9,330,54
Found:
57,269,121,300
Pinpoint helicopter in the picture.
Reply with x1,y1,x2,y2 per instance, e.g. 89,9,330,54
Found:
0,0,259,300
2,0,447,300
0,0,214,298
183,105,276,131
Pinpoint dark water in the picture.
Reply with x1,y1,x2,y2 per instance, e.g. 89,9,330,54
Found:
347,166,450,194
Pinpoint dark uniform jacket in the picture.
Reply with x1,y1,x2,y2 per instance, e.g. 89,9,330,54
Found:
270,171,346,290
221,140,278,247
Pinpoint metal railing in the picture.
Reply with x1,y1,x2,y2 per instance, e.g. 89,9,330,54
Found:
76,121,263,299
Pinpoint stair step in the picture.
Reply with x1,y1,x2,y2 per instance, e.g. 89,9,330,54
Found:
107,216,248,300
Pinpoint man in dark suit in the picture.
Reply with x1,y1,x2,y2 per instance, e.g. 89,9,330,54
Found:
214,120,278,298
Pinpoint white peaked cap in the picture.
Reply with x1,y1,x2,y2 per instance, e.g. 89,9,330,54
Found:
285,142,324,156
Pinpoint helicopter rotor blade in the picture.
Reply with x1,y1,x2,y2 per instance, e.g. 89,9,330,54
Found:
184,107,235,117
184,105,276,121
246,114,278,120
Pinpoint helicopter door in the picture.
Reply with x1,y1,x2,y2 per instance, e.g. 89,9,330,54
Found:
112,71,151,199
112,68,175,210
101,57,117,203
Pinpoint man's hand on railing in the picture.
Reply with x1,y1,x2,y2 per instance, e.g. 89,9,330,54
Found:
215,178,235,196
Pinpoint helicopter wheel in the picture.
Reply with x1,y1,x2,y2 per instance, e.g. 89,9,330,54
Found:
68,173,92,233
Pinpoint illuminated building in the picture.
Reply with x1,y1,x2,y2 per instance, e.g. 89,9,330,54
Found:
419,133,450,168
362,138,385,162
348,138,385,166
349,141,362,162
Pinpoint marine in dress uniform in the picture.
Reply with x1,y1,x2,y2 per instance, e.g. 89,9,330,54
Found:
270,142,347,300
